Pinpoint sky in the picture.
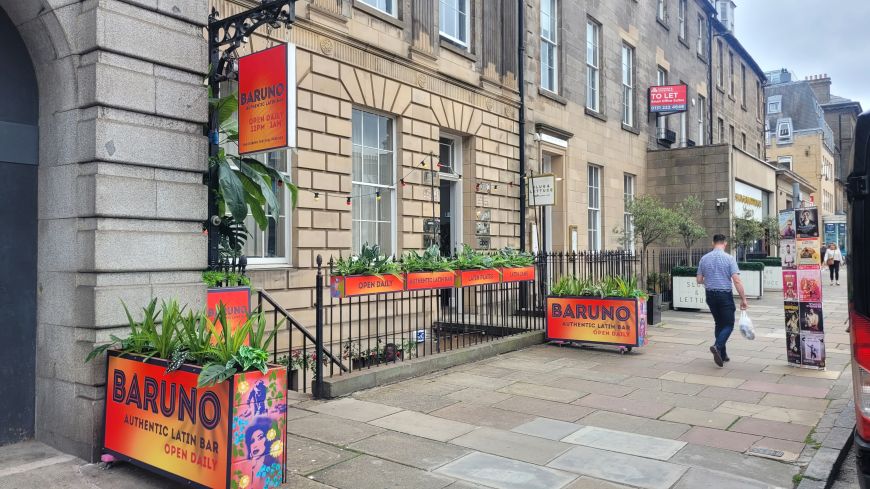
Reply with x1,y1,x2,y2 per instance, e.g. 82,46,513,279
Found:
735,0,870,109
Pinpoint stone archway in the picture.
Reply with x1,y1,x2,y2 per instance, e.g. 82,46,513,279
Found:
0,4,39,445
0,0,210,460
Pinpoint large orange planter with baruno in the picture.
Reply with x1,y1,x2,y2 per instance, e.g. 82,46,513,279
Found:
103,351,288,489
546,296,648,348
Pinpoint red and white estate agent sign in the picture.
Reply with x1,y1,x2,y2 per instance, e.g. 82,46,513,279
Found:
649,84,688,113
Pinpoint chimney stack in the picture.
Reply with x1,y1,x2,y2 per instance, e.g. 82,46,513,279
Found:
807,73,831,103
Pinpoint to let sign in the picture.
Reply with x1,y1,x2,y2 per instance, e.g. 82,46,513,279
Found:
238,43,297,154
649,84,688,113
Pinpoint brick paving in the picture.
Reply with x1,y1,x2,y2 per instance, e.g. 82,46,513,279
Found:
0,272,854,488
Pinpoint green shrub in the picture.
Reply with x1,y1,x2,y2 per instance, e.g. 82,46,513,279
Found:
334,243,401,276
749,257,781,267
671,266,699,277
737,261,765,271
550,276,646,299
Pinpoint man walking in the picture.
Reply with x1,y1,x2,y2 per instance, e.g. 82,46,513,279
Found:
697,234,748,367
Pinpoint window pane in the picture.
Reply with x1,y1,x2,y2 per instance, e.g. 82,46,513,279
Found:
378,189,392,221
378,222,393,256
378,150,393,185
363,111,379,148
362,148,379,184
352,145,363,181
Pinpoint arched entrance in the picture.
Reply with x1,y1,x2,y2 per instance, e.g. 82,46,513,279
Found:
0,6,38,444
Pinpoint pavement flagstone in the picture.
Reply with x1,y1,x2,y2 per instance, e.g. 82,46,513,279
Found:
0,272,854,488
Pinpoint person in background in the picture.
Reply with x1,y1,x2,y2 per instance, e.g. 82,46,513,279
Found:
697,234,748,367
824,243,843,285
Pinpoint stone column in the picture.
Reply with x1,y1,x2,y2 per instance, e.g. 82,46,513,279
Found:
500,0,518,88
480,0,501,82
4,0,209,461
411,0,437,61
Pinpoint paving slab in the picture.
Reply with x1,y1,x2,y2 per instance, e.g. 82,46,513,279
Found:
435,452,578,489
627,388,723,411
739,380,830,399
574,393,673,419
492,395,594,422
660,407,739,430
511,418,583,441
660,371,746,388
0,441,68,472
579,411,691,439
347,431,471,470
287,413,386,446
760,393,831,412
286,406,318,421
430,402,536,430
670,443,799,487
496,382,583,403
621,377,706,395
436,372,517,390
561,426,686,461
449,427,573,465
697,385,766,403
312,454,454,489
445,387,514,405
672,467,786,489
545,377,636,397
547,445,688,489
285,475,336,488
729,417,813,442
370,410,476,442
355,388,460,413
285,434,360,476
749,437,804,462
678,426,762,452
563,476,635,489
714,401,823,426
307,397,403,422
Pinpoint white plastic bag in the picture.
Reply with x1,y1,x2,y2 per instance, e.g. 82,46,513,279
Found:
739,311,756,340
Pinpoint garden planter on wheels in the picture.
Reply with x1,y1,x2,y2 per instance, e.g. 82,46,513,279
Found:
102,350,288,489
546,296,648,354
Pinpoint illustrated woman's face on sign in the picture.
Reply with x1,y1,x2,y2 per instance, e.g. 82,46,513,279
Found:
249,429,266,458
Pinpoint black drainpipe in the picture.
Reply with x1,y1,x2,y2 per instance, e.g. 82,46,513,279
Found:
707,17,714,144
518,0,527,251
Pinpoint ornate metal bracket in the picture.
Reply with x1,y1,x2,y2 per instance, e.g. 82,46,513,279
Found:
206,0,297,269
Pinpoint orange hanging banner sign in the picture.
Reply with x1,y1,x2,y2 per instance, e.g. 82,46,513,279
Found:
238,43,297,154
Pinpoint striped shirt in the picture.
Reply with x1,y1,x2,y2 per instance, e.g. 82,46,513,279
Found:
697,248,740,291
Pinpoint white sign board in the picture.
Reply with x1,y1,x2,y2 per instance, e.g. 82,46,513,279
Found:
734,181,764,221
672,276,710,311
763,266,783,291
733,269,763,299
529,174,556,206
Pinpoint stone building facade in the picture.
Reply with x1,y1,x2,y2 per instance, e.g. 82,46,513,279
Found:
213,0,523,327
0,0,209,460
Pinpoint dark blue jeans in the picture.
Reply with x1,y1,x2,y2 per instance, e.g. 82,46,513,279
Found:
706,290,736,358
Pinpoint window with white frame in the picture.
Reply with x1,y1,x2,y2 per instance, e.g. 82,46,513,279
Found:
716,40,724,87
588,165,601,251
768,95,782,114
656,67,668,132
697,94,706,145
741,64,747,107
728,51,735,96
352,109,396,255
696,15,705,55
678,0,686,39
359,0,396,16
540,0,558,93
777,118,793,144
621,44,635,127
439,0,469,46
623,173,635,252
586,19,601,112
778,156,792,169
657,0,666,21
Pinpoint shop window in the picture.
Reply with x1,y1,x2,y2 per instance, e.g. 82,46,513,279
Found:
352,109,396,255
359,0,396,16
439,0,469,47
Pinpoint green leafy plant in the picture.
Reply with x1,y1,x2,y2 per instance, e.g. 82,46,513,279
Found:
452,245,494,270
550,276,647,299
209,93,298,231
671,266,699,277
334,243,401,276
202,270,252,288
281,349,325,373
732,209,765,261
750,257,782,267
761,215,782,250
737,261,765,272
673,196,707,265
401,245,454,272
492,248,535,268
614,195,679,288
85,299,183,364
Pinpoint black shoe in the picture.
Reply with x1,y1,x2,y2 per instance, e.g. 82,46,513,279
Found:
723,356,730,362
710,346,724,367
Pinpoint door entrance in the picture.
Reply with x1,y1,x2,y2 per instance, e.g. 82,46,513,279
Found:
0,7,39,444
440,176,462,309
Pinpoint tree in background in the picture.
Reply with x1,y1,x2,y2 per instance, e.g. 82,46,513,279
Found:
732,210,765,261
615,195,678,290
673,196,707,266
761,215,782,255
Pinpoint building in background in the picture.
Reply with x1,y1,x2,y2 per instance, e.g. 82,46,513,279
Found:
764,70,838,223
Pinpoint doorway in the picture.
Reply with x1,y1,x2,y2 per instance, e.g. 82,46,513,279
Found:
0,6,39,445
439,135,463,309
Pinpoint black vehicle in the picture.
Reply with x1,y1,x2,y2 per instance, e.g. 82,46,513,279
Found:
848,109,870,488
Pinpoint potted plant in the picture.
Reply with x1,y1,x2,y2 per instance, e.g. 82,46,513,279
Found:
546,276,648,351
402,245,457,290
331,244,404,298
492,248,536,282
87,301,288,489
671,266,709,311
452,245,502,287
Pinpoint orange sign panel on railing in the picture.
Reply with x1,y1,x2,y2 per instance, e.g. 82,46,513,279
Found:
459,269,502,287
405,271,457,290
501,266,536,283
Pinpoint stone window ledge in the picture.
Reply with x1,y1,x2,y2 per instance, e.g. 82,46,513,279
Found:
585,107,607,122
440,39,477,62
539,87,567,105
353,1,406,30
622,123,640,135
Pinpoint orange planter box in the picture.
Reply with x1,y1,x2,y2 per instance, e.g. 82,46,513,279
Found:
330,274,404,298
458,269,502,287
546,296,647,348
500,266,536,283
103,351,288,489
405,271,457,290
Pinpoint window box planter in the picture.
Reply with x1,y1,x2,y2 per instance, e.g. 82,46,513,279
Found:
735,262,764,299
546,296,647,350
671,263,763,310
103,350,288,489
330,274,404,298
405,271,458,290
457,268,502,287
500,266,536,283
749,258,783,291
